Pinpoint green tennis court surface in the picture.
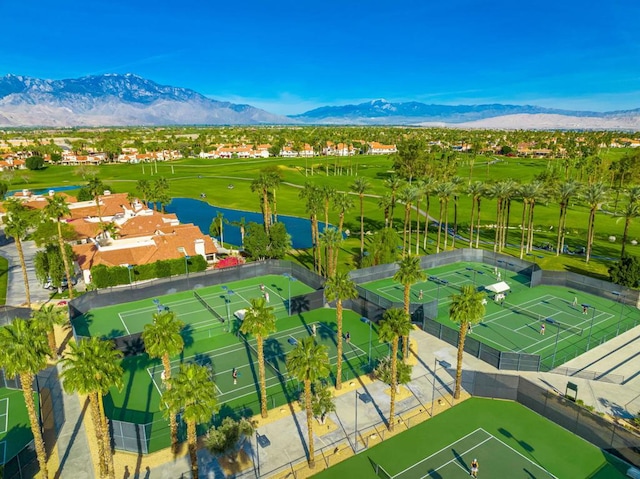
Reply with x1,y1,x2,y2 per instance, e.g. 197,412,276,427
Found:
106,308,387,452
361,262,640,370
72,274,315,338
314,398,629,479
0,387,37,467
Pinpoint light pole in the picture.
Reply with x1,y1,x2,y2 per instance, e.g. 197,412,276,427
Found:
431,358,440,416
361,317,372,367
283,273,296,316
551,319,561,368
127,264,134,289
586,305,596,351
613,292,625,335
177,247,189,276
354,391,359,453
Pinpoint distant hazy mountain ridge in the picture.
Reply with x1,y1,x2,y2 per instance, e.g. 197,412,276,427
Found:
291,99,640,128
1,74,639,129
0,73,291,127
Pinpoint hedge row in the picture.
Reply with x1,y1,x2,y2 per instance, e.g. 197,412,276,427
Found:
90,255,208,288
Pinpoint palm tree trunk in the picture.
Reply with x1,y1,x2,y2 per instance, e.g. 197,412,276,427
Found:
21,372,49,479
89,393,107,477
402,284,410,360
15,238,31,307
555,204,565,256
257,336,269,417
47,329,57,357
454,323,467,399
519,201,528,259
336,300,344,390
469,198,476,248
99,394,115,479
58,222,74,299
527,202,536,254
443,199,450,251
493,200,502,253
475,199,482,248
263,191,270,233
436,201,444,253
187,420,199,478
586,209,596,263
503,199,512,250
415,197,421,255
452,195,458,249
423,196,431,249
304,379,315,468
162,354,179,451
359,196,364,258
621,217,631,258
388,339,398,432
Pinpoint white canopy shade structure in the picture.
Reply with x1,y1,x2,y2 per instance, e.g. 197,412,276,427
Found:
485,281,511,294
234,309,247,321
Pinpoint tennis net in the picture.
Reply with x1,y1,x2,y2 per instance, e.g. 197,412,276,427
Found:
429,276,462,292
544,318,584,336
193,291,225,323
501,301,542,322
240,333,286,380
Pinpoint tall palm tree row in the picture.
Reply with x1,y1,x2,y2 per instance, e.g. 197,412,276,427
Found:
467,181,485,249
142,310,185,452
449,285,486,399
620,186,640,258
0,319,51,479
582,183,609,263
319,227,343,278
43,194,75,299
239,297,277,418
420,177,437,251
286,337,330,468
324,272,358,390
2,198,37,307
300,183,323,275
350,177,370,259
61,337,124,479
555,180,581,256
435,182,454,253
398,184,419,257
377,308,412,432
162,363,219,479
251,172,274,233
393,255,425,360
384,174,403,228
332,192,354,237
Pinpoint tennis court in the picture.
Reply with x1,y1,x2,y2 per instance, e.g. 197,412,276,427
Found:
72,274,315,338
0,387,36,469
106,307,388,453
147,322,371,404
361,262,640,370
314,398,629,479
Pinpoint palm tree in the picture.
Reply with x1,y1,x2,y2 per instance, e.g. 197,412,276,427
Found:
32,305,66,357
251,172,274,233
320,185,336,229
350,177,370,258
324,272,358,390
86,176,105,231
421,177,437,250
0,319,51,479
239,297,276,418
136,179,152,206
555,180,581,256
384,174,403,228
230,216,248,249
332,192,354,236
319,227,343,278
619,186,640,258
61,337,123,479
377,308,412,432
393,255,425,360
162,363,219,479
378,193,394,228
267,170,282,224
2,199,36,307
142,310,185,452
300,183,323,275
582,183,609,263
286,337,330,468
449,285,486,399
398,184,419,257
43,194,74,299
467,181,485,248
435,182,454,253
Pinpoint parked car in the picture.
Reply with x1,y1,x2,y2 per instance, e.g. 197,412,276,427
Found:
43,276,78,290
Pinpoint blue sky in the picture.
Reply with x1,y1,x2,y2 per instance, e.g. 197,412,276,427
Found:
1,0,639,115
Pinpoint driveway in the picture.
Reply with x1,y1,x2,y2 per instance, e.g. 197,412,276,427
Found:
0,230,52,307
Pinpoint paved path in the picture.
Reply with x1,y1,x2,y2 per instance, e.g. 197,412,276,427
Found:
0,232,51,306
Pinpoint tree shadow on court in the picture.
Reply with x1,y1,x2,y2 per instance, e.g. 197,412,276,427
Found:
103,328,126,340
191,352,214,372
497,428,540,465
451,447,468,471
179,324,196,361
71,312,94,337
291,296,310,315
119,354,149,416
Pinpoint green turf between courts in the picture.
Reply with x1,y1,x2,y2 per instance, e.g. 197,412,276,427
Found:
361,262,640,370
0,387,38,467
72,274,315,338
313,398,629,479
105,308,388,453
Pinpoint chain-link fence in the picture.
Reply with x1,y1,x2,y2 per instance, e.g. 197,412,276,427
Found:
0,306,32,327
470,371,640,468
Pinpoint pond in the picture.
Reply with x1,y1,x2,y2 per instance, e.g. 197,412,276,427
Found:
166,198,336,249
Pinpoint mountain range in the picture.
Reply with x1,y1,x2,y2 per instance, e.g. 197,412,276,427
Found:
1,74,639,130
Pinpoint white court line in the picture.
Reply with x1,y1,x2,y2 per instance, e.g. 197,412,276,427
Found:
117,312,131,336
0,398,8,434
394,428,490,477
421,437,493,477
478,428,559,479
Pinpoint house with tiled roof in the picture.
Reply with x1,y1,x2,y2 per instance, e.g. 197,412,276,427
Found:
367,142,397,155
323,142,356,156
280,143,314,157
